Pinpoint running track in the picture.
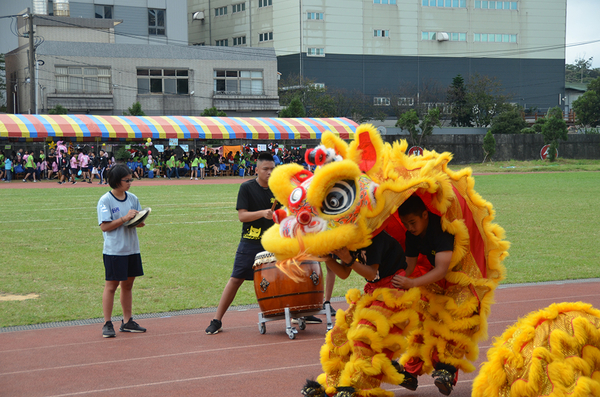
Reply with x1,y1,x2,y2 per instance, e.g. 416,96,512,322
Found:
1,280,600,397
2,179,600,396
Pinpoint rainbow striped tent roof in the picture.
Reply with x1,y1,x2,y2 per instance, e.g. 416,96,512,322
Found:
0,114,357,141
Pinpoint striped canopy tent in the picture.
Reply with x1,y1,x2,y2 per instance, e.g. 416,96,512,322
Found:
0,114,357,141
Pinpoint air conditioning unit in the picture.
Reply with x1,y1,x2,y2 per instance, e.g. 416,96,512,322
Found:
436,32,449,42
192,11,205,20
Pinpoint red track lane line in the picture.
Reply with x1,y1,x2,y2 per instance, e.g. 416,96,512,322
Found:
42,363,322,397
0,337,323,376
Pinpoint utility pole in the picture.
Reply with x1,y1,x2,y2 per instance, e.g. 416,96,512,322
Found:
27,8,36,114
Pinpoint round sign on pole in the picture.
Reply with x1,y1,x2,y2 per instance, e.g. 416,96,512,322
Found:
408,146,424,156
540,144,558,160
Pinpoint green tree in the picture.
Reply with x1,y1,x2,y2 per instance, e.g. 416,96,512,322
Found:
279,96,306,118
278,73,326,114
467,74,509,127
572,77,600,127
482,131,496,163
447,74,473,127
489,104,528,134
48,104,68,114
395,108,441,147
541,107,568,162
201,106,227,117
565,57,600,84
123,101,146,116
115,146,132,161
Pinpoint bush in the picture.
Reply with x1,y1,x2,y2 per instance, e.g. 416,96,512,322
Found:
483,131,496,163
123,102,146,116
489,105,528,134
201,107,227,117
49,104,68,114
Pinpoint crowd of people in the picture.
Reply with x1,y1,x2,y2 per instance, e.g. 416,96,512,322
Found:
0,145,309,184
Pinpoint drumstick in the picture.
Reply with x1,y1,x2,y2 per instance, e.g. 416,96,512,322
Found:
271,200,278,211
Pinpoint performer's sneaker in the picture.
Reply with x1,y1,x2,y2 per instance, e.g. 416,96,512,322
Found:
301,380,326,397
120,318,146,333
205,319,222,335
432,365,457,396
392,361,418,391
292,315,322,324
334,386,356,397
102,321,116,338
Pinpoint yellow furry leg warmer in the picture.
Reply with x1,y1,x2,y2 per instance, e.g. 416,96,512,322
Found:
319,287,420,397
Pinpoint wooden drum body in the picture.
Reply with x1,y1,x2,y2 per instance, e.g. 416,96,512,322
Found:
253,252,324,317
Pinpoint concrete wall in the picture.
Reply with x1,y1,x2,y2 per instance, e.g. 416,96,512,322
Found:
380,133,600,164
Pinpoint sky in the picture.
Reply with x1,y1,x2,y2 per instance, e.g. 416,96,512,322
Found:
566,0,600,68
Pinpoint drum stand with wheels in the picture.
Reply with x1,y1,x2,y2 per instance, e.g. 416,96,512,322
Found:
257,302,334,340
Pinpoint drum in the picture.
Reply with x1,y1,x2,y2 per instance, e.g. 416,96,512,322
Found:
253,251,324,317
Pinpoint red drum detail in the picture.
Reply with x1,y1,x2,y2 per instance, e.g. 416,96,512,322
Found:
253,258,324,317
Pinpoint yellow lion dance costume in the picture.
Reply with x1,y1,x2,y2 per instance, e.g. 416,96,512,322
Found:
473,301,600,397
261,124,509,397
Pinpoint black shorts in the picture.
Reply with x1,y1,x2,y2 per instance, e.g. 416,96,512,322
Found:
103,253,144,281
81,167,89,172
231,240,265,281
61,167,70,175
27,167,35,173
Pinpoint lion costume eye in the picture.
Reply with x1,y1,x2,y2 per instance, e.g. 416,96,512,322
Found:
289,187,306,207
322,180,355,215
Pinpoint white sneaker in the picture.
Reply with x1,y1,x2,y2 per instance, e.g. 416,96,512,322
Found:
190,178,193,180
195,178,198,180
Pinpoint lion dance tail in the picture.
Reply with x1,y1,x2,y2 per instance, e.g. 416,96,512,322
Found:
472,301,600,397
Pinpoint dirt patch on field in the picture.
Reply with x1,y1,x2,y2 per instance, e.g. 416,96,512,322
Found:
0,293,39,301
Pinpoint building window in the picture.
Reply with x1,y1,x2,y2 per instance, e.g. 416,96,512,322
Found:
193,42,206,46
215,6,227,16
233,36,246,46
474,33,517,42
475,0,517,9
148,9,165,35
307,48,324,56
374,29,389,37
55,66,111,94
259,32,273,42
232,3,246,13
374,97,390,106
259,0,272,7
373,0,397,4
216,39,229,46
398,97,415,106
422,0,466,7
214,70,264,95
137,69,189,95
307,12,324,20
422,31,466,41
95,5,113,19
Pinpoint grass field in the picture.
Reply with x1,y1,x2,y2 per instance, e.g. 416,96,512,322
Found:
1,170,599,327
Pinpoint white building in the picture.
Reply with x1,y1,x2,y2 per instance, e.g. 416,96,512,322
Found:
188,0,567,111
2,1,280,115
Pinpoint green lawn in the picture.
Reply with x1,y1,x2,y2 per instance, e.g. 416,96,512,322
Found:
1,171,599,327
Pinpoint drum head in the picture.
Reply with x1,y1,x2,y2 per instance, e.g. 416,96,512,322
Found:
124,207,151,228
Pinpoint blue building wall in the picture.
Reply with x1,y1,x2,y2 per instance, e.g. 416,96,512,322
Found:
278,54,565,111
